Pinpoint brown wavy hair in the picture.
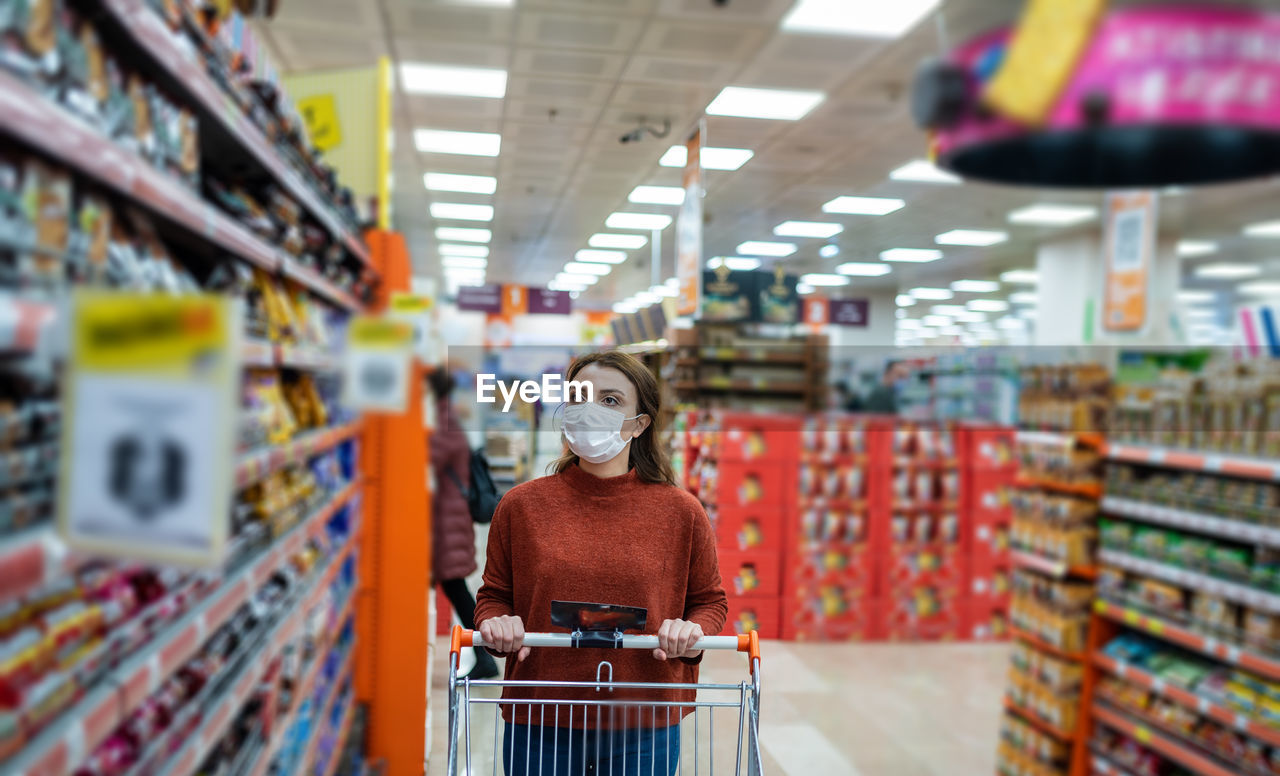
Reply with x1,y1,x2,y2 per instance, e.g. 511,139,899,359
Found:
551,349,676,485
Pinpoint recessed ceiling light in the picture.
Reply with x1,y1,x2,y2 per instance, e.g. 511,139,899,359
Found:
442,256,488,270
939,325,965,336
1177,290,1217,303
889,158,962,184
430,202,494,221
1009,291,1038,305
564,262,611,276
1195,262,1262,279
659,146,755,171
881,248,943,263
799,273,850,287
606,212,673,231
424,172,498,194
400,63,507,98
796,283,816,295
589,233,647,250
997,317,1027,330
1007,204,1098,226
951,279,1000,293
1244,220,1280,238
781,0,941,37
923,315,952,327
439,243,489,258
916,327,938,338
774,221,843,238
556,272,599,286
633,291,660,305
898,318,922,329
1000,269,1038,284
612,302,638,314
652,284,678,298
575,249,627,265
822,196,905,216
414,129,502,157
936,230,1009,247
910,287,954,300
706,86,825,121
435,227,491,243
708,256,763,271
737,241,797,257
628,185,686,206
550,279,589,292
953,311,988,323
968,299,1010,312
819,245,840,258
1177,240,1218,258
836,262,891,276
1238,280,1280,296
895,294,916,307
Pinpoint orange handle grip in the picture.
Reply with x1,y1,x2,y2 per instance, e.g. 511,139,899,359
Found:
450,624,474,656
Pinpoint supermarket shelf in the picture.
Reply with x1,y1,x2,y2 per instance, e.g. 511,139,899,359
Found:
696,379,809,394
1017,430,1106,450
1106,443,1280,482
1094,599,1280,682
1014,476,1103,499
1101,496,1280,548
697,347,807,364
1010,626,1086,661
1092,703,1239,776
1098,548,1280,614
1010,549,1097,580
1003,697,1073,741
0,297,57,355
1090,752,1138,776
8,488,356,775
320,699,357,776
236,422,362,489
0,525,75,608
281,258,360,313
243,338,277,368
98,0,372,271
1093,652,1280,748
299,654,356,776
276,343,342,371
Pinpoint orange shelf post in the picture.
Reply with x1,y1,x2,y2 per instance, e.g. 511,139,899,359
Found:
356,229,431,776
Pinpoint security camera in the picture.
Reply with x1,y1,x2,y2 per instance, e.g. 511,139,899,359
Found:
713,0,729,6
618,118,672,145
619,128,645,144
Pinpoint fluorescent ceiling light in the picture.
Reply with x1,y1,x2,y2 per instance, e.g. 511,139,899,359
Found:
430,202,493,221
442,256,487,270
435,227,491,243
414,129,502,157
889,159,961,184
910,287,954,300
881,248,943,263
997,317,1027,330
819,245,840,258
658,146,754,171
575,249,627,265
1177,240,1218,258
895,309,907,319
822,196,904,216
796,283,816,295
916,327,938,338
737,241,797,257
968,299,1010,312
774,221,843,238
799,273,850,287
782,0,940,37
652,284,678,298
589,233,647,250
439,243,489,257
1000,269,1038,284
550,280,588,292
923,315,952,327
424,172,497,194
1195,262,1262,279
612,302,638,314
1244,220,1280,238
1177,290,1216,303
564,262,611,276
556,272,599,286
836,262,891,277
665,277,679,289
930,305,968,316
628,185,685,206
400,63,507,98
444,269,485,281
634,291,660,305
606,212,673,231
939,325,965,336
898,319,922,329
707,86,825,121
1007,204,1098,226
708,256,762,271
951,279,1000,293
953,312,988,324
937,230,1008,247
1238,280,1280,296
895,294,916,307
1009,291,1038,305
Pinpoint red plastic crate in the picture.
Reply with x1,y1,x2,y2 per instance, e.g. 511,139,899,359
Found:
960,600,1010,642
781,597,885,641
966,469,1015,522
717,461,790,507
714,504,786,552
783,543,876,597
964,427,1018,470
795,462,873,501
720,427,801,462
717,549,782,597
724,595,780,639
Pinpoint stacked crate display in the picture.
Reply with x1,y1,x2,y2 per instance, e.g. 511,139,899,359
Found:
963,426,1020,640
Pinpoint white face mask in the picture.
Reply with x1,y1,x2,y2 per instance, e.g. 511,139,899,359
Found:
562,402,643,464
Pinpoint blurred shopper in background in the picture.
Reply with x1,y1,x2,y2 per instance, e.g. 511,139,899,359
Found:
864,361,905,414
428,366,499,680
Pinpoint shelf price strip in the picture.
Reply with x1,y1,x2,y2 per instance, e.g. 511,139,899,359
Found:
1098,549,1280,614
1092,703,1240,776
1105,443,1280,482
1101,496,1280,548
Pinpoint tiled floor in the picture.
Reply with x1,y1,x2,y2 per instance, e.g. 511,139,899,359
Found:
426,638,1009,775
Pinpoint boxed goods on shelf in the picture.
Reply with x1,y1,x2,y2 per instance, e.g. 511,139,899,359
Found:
724,596,780,640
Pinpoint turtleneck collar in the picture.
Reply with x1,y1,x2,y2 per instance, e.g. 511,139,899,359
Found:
559,462,644,497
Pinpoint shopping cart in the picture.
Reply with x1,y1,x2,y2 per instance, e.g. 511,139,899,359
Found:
445,606,762,776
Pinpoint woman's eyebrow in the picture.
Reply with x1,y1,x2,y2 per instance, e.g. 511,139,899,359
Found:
597,388,625,397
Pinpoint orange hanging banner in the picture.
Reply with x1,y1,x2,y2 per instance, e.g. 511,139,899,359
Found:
1102,191,1157,333
803,296,829,332
676,124,704,318
501,284,528,317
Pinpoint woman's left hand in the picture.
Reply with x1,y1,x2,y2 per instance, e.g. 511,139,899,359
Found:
654,619,703,661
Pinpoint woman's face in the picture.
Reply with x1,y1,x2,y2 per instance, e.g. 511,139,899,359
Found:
571,363,651,439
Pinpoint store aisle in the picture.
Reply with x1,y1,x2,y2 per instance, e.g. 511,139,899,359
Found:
428,638,1009,775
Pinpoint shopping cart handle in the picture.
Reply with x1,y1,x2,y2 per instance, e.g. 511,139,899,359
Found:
451,625,760,666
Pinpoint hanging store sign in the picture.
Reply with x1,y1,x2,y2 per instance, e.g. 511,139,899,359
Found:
1102,191,1157,334
59,292,239,567
528,287,572,315
345,315,415,413
456,284,503,313
676,125,704,318
755,266,800,324
829,299,871,327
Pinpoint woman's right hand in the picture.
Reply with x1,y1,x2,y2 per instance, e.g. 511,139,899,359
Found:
478,615,531,662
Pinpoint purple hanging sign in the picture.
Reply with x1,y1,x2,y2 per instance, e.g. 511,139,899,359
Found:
456,284,503,313
528,287,572,315
829,299,870,327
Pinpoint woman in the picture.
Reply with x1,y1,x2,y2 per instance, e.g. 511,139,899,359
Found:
474,350,727,775
428,366,499,680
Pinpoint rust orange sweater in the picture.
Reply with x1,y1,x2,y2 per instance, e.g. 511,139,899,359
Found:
474,464,728,727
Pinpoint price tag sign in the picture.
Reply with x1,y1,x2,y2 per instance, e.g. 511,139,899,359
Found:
1133,725,1151,745
345,315,415,413
389,292,437,363
58,292,238,567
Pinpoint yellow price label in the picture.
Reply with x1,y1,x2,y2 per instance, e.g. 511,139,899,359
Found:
390,293,433,315
1093,599,1107,614
1147,620,1163,635
74,291,231,371
298,94,342,152
349,315,414,349
708,376,731,388
1133,726,1151,744
1124,610,1140,626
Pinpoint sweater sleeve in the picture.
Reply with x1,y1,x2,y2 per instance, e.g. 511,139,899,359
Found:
474,497,515,629
683,505,728,656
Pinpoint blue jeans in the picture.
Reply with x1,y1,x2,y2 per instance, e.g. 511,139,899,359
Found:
502,722,680,776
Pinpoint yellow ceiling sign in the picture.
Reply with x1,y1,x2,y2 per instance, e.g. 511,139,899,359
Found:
298,93,342,152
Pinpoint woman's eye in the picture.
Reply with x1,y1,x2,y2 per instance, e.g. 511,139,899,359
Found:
602,396,618,405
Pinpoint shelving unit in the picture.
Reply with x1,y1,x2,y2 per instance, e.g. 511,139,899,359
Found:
664,323,829,412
